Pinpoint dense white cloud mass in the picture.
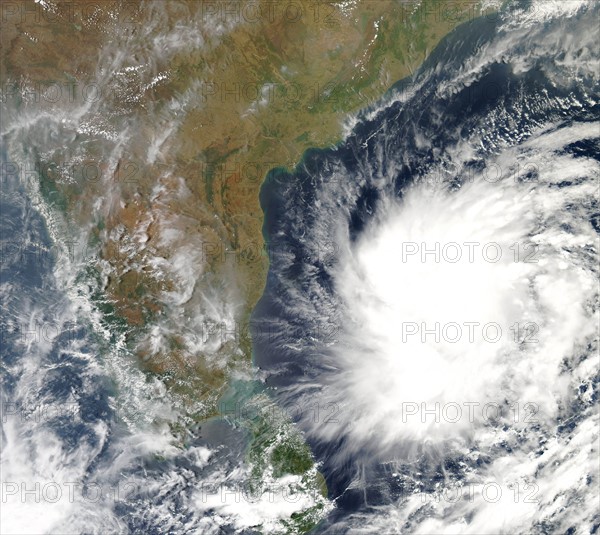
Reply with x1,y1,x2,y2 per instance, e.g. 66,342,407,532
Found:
1,0,598,534
255,1,599,533
320,122,598,457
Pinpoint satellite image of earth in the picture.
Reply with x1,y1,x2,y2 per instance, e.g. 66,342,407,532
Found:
0,0,598,533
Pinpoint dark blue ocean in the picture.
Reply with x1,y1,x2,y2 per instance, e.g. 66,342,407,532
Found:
2,0,599,533
252,2,599,532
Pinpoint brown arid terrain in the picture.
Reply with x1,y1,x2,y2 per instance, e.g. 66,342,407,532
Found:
1,0,496,419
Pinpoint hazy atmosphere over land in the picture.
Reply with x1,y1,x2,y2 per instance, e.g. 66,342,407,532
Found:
1,1,598,533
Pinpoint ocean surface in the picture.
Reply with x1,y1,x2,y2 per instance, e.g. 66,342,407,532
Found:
253,1,599,532
1,0,599,533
